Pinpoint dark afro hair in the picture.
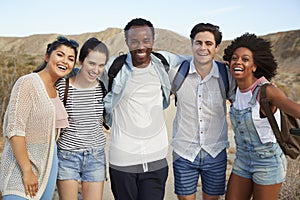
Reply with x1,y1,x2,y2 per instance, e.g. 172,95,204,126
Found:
223,33,277,81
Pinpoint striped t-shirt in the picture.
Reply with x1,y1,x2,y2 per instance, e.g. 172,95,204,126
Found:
56,78,106,151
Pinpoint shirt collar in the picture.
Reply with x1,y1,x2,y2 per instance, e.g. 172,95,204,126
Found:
189,59,220,79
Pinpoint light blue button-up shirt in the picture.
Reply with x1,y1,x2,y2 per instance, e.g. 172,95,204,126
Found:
169,59,236,162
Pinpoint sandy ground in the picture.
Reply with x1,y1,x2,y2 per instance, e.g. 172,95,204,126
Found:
98,100,235,200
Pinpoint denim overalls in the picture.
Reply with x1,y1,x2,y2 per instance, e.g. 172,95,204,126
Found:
229,85,286,185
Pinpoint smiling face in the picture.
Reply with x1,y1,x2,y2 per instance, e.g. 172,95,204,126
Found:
126,25,154,68
230,47,257,81
45,44,75,78
192,31,219,66
80,50,107,83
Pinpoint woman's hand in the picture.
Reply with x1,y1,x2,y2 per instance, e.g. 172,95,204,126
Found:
23,169,38,198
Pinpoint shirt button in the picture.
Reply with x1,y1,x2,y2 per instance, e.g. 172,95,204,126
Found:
200,119,202,122
199,95,201,98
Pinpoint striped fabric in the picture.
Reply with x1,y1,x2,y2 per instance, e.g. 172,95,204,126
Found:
56,79,106,151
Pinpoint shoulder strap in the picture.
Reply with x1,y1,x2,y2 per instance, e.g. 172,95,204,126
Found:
107,54,127,92
99,79,109,130
99,80,107,97
171,60,190,94
63,78,69,106
259,84,282,140
152,52,169,72
216,61,229,98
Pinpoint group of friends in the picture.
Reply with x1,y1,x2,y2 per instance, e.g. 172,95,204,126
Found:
0,18,300,200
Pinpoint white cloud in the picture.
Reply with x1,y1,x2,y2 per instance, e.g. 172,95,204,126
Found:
207,6,241,15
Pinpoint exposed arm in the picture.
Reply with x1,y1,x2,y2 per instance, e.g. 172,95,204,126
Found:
267,84,300,118
5,76,38,198
158,50,192,70
10,136,38,198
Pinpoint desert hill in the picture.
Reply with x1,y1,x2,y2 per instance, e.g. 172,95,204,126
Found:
0,28,299,100
0,28,299,71
1,27,299,101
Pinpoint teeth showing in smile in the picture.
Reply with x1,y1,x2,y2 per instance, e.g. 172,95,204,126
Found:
137,52,146,57
88,72,97,77
199,53,208,56
58,65,67,70
233,67,244,72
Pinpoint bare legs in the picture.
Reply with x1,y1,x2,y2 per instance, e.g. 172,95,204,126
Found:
225,173,282,200
57,180,104,200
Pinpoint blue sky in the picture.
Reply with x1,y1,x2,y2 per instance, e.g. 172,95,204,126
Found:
1,0,299,40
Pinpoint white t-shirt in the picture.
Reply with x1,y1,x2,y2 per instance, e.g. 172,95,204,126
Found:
110,64,168,166
233,88,280,143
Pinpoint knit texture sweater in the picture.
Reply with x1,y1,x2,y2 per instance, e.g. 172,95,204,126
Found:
0,73,56,199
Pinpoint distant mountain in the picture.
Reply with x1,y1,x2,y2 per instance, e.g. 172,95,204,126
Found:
0,28,299,72
0,28,192,56
0,28,299,100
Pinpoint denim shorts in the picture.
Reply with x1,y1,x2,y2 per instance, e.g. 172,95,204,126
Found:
232,143,287,185
173,149,227,196
57,147,106,182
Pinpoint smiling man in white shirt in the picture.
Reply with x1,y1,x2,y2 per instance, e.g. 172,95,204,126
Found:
169,23,236,200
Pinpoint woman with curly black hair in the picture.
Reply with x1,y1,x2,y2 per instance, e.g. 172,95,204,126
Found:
223,33,300,200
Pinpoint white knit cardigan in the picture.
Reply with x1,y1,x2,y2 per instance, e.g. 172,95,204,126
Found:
0,73,56,199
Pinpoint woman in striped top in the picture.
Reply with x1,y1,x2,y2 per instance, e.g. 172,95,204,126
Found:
55,38,109,200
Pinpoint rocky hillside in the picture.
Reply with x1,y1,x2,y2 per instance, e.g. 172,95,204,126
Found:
0,28,299,100
0,28,299,70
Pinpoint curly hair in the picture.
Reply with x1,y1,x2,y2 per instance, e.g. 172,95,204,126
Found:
223,33,277,80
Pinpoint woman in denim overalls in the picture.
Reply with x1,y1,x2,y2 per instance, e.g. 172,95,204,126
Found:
222,33,300,200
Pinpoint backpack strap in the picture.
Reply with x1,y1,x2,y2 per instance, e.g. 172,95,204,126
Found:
63,78,69,106
216,61,229,99
99,80,107,97
171,60,190,94
259,83,282,141
108,54,127,92
99,80,110,130
152,52,170,72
